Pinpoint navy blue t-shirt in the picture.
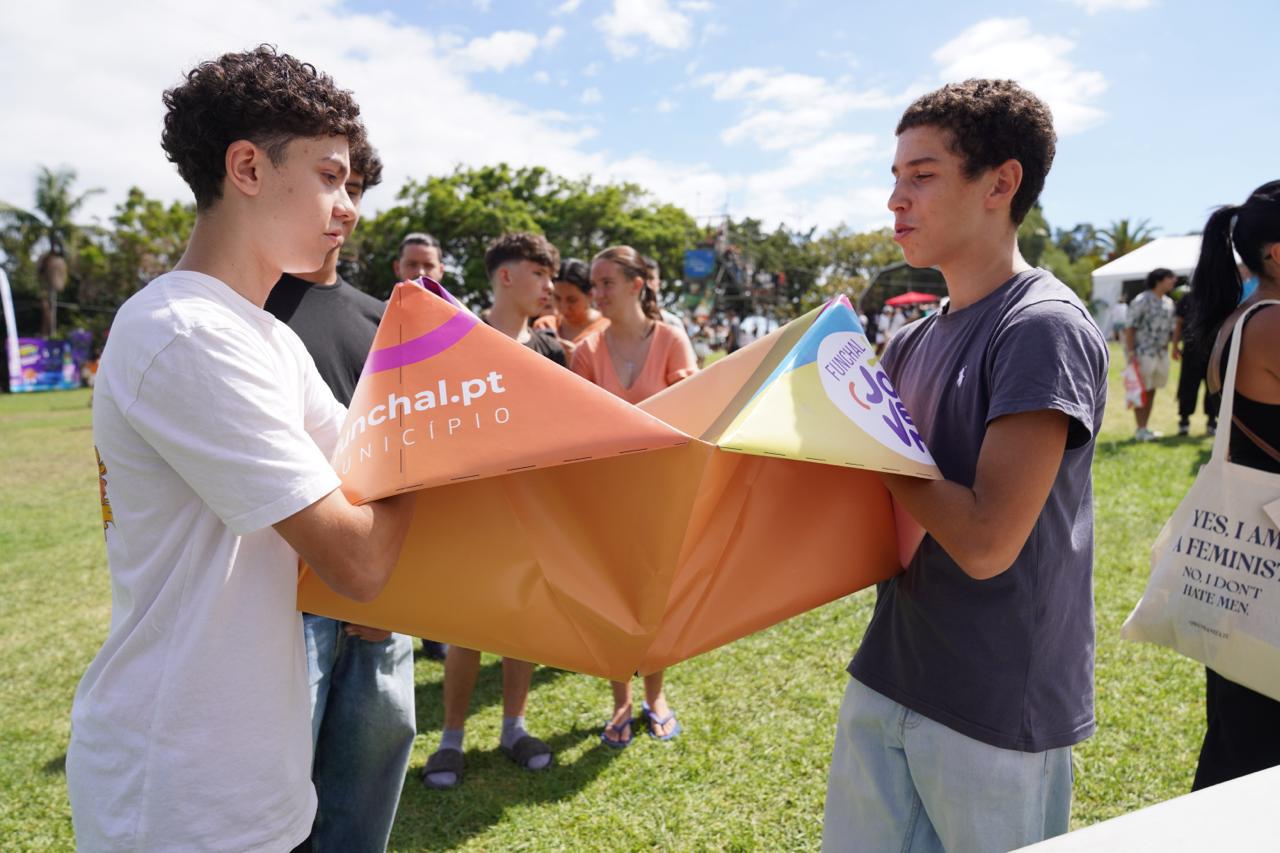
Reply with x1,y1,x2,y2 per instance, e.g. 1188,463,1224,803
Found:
848,268,1108,752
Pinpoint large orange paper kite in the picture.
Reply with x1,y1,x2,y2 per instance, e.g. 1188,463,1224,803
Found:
297,283,938,679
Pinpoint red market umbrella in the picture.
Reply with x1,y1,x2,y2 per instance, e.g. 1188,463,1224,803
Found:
884,291,941,307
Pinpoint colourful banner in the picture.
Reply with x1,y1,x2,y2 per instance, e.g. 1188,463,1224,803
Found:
298,282,937,679
12,337,81,392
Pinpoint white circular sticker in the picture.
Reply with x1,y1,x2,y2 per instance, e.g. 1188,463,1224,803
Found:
816,332,934,464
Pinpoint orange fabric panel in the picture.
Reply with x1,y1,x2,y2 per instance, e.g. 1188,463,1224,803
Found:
298,282,919,680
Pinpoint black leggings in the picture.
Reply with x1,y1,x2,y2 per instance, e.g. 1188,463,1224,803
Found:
1192,668,1280,790
1177,350,1220,424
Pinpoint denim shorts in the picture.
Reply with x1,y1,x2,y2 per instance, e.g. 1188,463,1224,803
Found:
823,678,1072,853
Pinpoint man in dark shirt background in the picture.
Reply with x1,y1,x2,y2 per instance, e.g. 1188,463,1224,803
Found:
265,140,415,853
1172,287,1220,436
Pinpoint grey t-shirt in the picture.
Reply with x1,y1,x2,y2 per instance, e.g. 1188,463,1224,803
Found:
848,268,1108,752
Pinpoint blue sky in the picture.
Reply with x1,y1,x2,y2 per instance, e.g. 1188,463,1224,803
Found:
1,0,1275,238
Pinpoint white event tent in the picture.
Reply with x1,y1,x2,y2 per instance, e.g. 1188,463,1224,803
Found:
1090,235,1203,320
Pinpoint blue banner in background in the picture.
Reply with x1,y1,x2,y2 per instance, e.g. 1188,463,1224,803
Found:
683,249,716,280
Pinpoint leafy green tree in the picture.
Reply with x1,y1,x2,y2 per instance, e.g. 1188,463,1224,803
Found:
712,218,826,318
1097,218,1157,261
0,219,42,334
800,226,903,312
1017,203,1051,267
1014,209,1104,303
1038,242,1100,302
64,189,195,340
352,164,700,305
0,166,102,335
98,188,195,301
1056,223,1099,263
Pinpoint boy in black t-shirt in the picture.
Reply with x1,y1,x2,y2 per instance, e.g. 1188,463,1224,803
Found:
481,232,566,365
264,140,416,853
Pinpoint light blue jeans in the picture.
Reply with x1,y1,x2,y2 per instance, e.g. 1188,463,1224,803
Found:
304,614,416,853
823,678,1072,853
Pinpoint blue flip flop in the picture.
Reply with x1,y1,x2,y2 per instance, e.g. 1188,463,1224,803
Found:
600,716,635,749
642,701,682,741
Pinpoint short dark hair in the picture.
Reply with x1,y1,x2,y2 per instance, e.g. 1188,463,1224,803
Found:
397,232,440,258
556,258,591,294
350,137,383,190
896,79,1056,225
1146,267,1175,289
161,45,366,211
483,232,560,279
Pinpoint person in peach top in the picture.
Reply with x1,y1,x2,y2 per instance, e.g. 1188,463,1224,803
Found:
571,248,697,407
571,245,696,745
534,258,609,352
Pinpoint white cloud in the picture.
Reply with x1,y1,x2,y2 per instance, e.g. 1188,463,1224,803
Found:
595,0,694,59
597,135,890,233
552,0,584,14
738,134,886,226
0,2,600,227
0,0,889,242
450,29,542,73
698,67,903,151
745,134,880,196
656,98,675,113
699,20,727,44
534,70,551,83
679,0,713,9
1068,0,1154,12
583,61,602,77
581,87,603,104
817,48,860,68
472,0,492,10
931,18,1107,134
542,25,566,49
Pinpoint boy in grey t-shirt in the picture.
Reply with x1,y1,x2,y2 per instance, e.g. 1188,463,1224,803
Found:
822,81,1107,852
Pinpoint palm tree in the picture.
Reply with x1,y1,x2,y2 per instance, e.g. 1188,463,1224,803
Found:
0,167,102,335
1097,218,1157,262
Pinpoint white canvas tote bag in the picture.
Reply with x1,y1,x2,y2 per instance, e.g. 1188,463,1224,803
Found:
1122,300,1280,700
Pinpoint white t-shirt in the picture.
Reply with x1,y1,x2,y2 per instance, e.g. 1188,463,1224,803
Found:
68,270,345,852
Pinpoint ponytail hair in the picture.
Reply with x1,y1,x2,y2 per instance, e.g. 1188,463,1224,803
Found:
1186,180,1280,349
638,279,662,321
1186,205,1243,350
593,245,663,321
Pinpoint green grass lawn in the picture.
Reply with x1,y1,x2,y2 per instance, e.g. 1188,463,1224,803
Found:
0,343,1215,850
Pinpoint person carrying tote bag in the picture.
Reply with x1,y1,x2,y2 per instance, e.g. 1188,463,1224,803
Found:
1123,181,1280,790
1121,299,1280,682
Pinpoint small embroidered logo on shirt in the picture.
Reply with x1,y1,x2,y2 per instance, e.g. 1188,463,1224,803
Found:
956,366,967,388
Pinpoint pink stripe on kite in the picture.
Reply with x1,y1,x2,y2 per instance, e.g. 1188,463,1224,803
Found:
364,311,478,375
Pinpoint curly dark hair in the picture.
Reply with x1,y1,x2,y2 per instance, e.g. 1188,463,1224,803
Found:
350,137,383,190
896,79,1055,225
483,232,561,279
161,45,366,210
